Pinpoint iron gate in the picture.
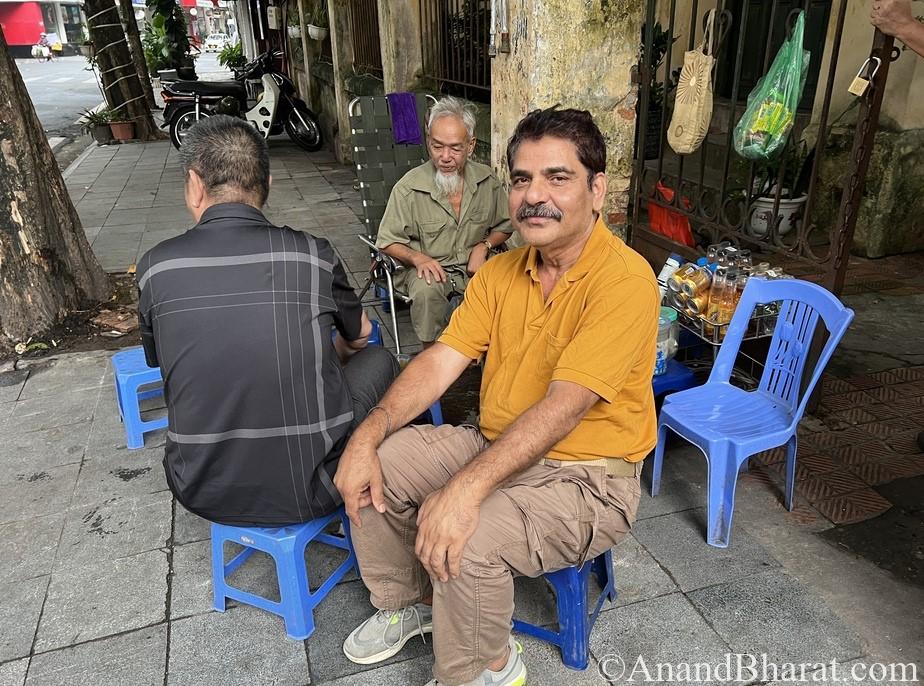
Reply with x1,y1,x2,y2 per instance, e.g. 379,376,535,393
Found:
630,0,898,294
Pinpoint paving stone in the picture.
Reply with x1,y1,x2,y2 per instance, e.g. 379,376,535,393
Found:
70,444,169,508
55,492,171,568
590,593,731,686
306,579,434,681
167,606,309,686
637,448,709,520
313,654,432,685
631,510,779,592
170,541,214,620
174,505,210,545
6,387,100,434
0,576,49,661
688,569,863,665
16,354,109,400
34,550,168,652
0,658,28,686
608,533,678,608
0,423,90,482
0,463,81,526
0,513,64,582
25,625,167,686
0,370,28,403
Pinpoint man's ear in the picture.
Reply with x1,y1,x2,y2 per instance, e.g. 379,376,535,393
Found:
591,172,607,213
268,174,273,190
467,135,476,157
186,169,206,208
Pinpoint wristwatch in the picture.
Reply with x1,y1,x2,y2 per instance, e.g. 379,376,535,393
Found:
481,239,493,252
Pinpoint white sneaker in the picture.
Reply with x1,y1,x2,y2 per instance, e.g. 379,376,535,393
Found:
342,603,433,665
425,636,526,686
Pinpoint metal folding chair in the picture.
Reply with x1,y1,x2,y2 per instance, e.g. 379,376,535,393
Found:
348,93,436,353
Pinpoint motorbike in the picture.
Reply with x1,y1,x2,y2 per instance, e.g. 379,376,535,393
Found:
161,50,322,152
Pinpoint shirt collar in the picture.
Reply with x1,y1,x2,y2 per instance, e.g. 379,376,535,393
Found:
196,202,269,227
524,215,610,283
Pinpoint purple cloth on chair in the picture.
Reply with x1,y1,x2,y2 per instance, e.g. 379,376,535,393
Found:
386,92,423,145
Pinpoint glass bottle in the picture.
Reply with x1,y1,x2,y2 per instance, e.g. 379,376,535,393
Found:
703,266,728,338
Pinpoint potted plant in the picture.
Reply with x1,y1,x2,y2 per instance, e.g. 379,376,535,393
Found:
637,22,678,160
748,139,813,238
81,107,112,145
307,1,328,40
109,112,136,142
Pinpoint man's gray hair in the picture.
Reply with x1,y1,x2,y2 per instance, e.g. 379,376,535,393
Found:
178,115,271,206
427,96,477,140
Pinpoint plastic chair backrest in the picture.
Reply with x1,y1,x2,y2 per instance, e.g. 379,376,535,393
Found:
708,277,854,421
348,94,433,236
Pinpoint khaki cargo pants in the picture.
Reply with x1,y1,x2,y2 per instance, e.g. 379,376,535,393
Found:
350,424,641,685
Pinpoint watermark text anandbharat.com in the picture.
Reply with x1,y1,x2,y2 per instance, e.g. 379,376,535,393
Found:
598,652,919,683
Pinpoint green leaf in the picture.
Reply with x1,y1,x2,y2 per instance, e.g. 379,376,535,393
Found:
152,14,165,29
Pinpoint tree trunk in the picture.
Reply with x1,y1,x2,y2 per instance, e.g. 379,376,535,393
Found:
0,27,110,353
85,0,162,140
117,0,157,109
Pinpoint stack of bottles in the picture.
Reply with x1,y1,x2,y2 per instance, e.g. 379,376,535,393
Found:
655,243,787,343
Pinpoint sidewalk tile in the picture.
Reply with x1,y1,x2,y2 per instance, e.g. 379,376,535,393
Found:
590,593,730,683
0,370,28,403
0,576,48,661
812,488,892,525
315,655,433,686
169,541,214,620
25,625,166,686
55,492,171,568
71,446,169,507
688,569,862,664
0,422,88,483
174,506,210,545
0,513,64,582
17,355,108,401
632,510,779,592
0,658,27,686
6,387,100,433
0,463,80,527
34,550,167,652
609,533,678,608
167,606,308,686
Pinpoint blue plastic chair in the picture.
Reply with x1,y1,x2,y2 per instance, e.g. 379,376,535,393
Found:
111,347,168,449
513,550,617,670
650,278,854,547
211,507,357,640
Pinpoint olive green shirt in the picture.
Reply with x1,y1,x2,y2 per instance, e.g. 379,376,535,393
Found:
375,160,512,266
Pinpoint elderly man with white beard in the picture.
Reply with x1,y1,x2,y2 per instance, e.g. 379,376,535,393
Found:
374,97,512,347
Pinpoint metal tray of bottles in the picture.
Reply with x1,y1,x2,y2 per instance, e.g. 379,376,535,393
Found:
672,304,779,346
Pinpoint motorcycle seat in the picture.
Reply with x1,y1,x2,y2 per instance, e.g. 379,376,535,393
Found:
167,80,247,98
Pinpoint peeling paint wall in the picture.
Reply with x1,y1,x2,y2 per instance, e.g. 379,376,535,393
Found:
491,0,646,237
378,0,424,92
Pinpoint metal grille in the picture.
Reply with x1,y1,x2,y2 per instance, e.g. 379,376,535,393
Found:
350,0,383,76
419,0,491,102
629,0,892,293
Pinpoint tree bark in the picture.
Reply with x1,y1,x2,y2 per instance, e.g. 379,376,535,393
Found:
0,26,110,353
85,0,162,140
117,0,157,109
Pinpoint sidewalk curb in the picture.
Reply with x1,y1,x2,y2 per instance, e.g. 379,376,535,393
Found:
61,139,97,180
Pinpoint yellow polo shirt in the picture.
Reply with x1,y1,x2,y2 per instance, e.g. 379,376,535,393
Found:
439,218,659,463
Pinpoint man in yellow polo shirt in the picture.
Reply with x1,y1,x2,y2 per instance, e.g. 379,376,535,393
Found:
334,106,659,686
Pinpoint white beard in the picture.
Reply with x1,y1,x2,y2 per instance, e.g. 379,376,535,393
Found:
433,169,463,198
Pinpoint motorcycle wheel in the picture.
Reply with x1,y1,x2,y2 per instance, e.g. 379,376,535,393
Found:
284,103,322,152
169,106,208,149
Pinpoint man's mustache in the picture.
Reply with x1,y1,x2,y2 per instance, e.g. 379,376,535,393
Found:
516,203,562,222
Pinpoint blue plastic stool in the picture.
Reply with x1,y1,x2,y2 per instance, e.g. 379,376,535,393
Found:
512,550,616,670
111,347,168,449
652,359,698,398
211,507,358,640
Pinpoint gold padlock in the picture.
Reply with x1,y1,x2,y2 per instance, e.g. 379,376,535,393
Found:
849,57,881,97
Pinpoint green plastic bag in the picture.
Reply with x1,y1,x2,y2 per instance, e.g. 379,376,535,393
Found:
734,11,811,161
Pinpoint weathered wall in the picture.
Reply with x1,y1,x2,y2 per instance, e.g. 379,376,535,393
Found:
491,0,646,238
378,0,423,92
814,127,924,258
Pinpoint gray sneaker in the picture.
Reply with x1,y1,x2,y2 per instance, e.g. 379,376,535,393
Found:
342,603,434,665
425,636,526,686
